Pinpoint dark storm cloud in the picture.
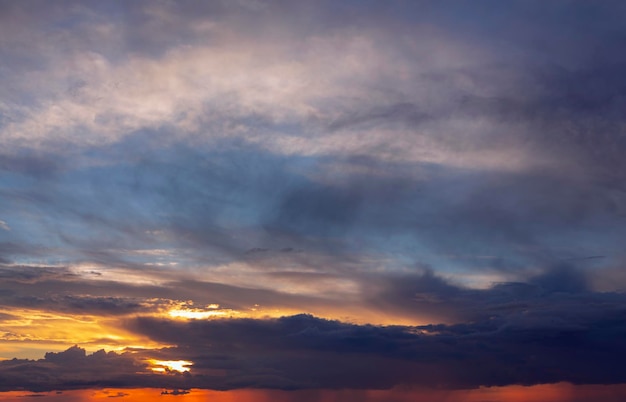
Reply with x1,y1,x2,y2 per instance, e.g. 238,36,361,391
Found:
53,268,615,391
365,265,612,323
0,346,182,392
124,281,626,390
117,269,626,390
2,270,626,391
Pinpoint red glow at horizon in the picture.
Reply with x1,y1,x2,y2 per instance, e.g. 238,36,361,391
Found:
3,383,626,402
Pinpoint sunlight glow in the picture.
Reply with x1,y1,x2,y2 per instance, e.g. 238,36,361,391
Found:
168,308,239,319
0,308,169,359
167,303,241,320
149,360,192,373
2,383,626,402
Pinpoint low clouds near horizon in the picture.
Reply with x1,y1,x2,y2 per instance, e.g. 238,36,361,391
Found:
3,268,626,391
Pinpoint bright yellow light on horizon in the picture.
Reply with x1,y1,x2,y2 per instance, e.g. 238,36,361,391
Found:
149,360,192,373
0,307,170,360
168,308,238,319
167,303,243,319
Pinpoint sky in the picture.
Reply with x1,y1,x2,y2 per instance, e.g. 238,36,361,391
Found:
2,0,626,400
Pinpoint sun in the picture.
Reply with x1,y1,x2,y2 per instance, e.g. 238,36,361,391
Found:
149,360,192,373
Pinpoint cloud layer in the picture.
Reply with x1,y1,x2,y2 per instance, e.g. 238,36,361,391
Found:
3,269,626,391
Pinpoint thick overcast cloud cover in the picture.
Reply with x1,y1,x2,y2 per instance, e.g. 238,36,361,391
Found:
2,0,626,393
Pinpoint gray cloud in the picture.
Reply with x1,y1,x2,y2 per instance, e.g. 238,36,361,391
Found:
1,0,625,278
0,346,172,392
2,267,626,391
125,286,626,390
114,269,626,390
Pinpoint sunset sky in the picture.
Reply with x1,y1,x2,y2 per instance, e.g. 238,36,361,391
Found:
2,0,626,400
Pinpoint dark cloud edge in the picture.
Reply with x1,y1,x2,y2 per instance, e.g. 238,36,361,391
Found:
2,267,626,392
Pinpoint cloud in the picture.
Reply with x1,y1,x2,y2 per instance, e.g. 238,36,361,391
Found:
118,269,626,390
364,265,613,324
124,299,626,389
2,0,626,284
0,346,169,392
0,0,581,175
0,264,75,283
1,0,625,176
2,268,626,391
